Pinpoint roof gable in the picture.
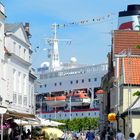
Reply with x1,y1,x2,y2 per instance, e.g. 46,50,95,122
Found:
5,23,29,44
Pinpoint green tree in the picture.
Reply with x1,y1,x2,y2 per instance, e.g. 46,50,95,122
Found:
133,91,140,96
58,117,99,131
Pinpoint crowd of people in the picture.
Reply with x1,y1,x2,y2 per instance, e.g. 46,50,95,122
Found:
60,129,95,140
59,128,136,140
1,119,137,140
0,118,31,140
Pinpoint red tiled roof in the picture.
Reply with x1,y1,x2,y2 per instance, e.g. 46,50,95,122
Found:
123,57,140,85
113,30,140,55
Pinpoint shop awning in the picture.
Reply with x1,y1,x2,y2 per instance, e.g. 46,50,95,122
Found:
0,107,36,120
6,110,35,119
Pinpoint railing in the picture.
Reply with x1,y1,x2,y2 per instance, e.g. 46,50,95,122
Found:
39,63,108,79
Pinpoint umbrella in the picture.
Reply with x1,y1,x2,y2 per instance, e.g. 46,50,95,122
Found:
14,119,39,126
37,117,65,127
41,127,64,138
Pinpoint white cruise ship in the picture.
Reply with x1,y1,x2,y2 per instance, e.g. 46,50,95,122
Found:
35,24,108,120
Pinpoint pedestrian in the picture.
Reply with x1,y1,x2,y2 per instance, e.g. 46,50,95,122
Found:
116,129,124,140
95,132,100,140
109,131,115,140
105,131,110,140
136,132,140,140
86,129,95,140
101,129,106,140
128,132,135,140
67,131,73,140
78,132,86,140
27,129,31,139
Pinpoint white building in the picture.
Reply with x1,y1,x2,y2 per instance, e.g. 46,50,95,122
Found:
0,3,6,103
0,3,36,114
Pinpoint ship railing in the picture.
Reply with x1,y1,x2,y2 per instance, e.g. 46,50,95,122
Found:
39,63,108,79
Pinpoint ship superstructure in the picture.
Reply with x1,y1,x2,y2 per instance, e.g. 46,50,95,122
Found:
35,24,108,120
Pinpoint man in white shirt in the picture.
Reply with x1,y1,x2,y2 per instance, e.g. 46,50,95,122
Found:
116,129,124,140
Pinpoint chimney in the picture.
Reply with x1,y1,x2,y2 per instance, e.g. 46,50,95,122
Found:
24,22,32,40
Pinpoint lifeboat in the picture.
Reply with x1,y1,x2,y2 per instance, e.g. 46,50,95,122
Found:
46,95,66,107
66,90,91,107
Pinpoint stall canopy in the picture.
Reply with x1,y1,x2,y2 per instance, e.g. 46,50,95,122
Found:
6,110,35,119
38,118,65,127
0,107,36,121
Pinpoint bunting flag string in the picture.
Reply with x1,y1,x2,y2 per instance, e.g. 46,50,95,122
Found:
56,13,116,28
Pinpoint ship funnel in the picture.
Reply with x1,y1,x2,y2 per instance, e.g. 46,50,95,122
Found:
118,4,140,30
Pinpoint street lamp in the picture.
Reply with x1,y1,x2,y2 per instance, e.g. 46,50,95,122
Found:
55,97,56,119
0,106,7,140
69,96,71,120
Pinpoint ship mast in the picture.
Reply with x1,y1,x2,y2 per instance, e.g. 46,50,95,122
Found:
46,23,71,71
50,23,60,71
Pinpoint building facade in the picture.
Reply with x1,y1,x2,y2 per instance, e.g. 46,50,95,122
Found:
0,3,36,115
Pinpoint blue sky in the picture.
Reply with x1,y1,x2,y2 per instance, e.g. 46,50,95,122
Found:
2,0,140,68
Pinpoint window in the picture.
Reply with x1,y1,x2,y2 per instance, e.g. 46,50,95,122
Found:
23,75,27,95
59,82,62,86
18,95,22,105
76,80,78,84
82,113,83,116
76,113,78,116
19,45,21,56
23,96,27,106
13,69,16,92
40,85,42,88
54,83,57,86
88,78,91,82
13,93,17,104
94,78,97,81
82,79,84,83
24,48,26,59
65,114,67,117
44,84,47,87
88,113,90,116
1,60,6,79
13,42,16,53
18,72,22,93
70,81,73,84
